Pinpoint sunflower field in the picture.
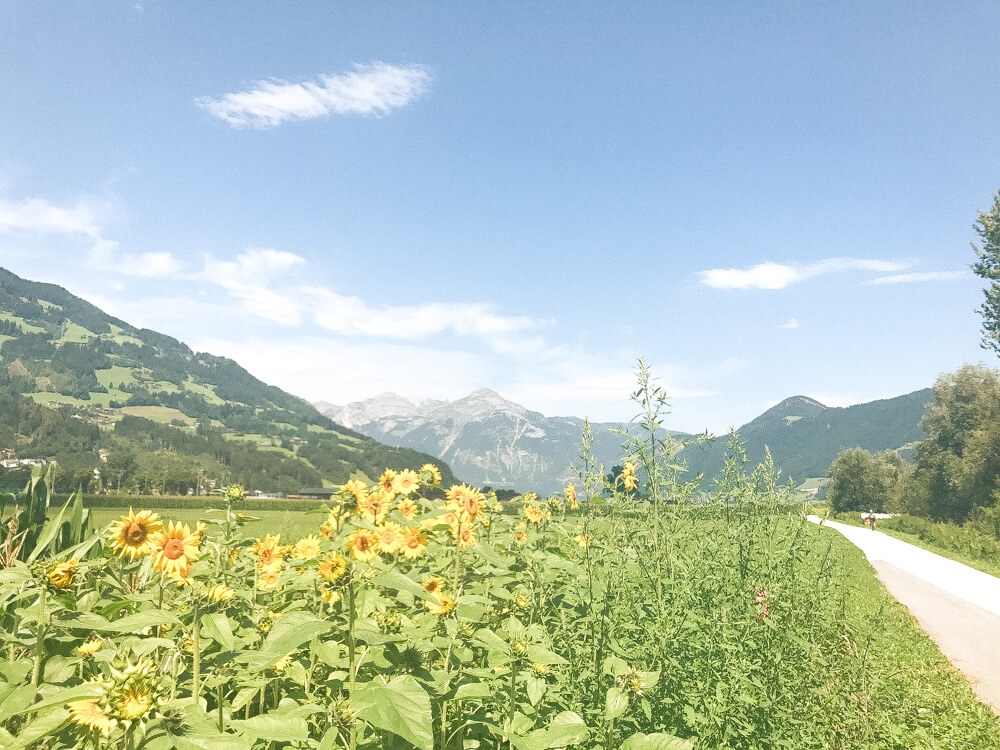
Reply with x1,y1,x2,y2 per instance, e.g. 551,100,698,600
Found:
2,365,1000,750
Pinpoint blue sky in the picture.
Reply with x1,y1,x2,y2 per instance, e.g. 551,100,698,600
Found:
1,1,998,432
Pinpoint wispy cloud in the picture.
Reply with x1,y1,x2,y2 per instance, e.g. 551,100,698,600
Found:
698,257,906,290
863,270,969,285
779,318,800,329
0,196,105,237
198,63,431,129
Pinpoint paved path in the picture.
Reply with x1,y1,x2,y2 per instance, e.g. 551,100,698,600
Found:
807,516,1000,712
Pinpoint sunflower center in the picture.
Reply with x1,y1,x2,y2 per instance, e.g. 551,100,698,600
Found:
163,538,185,560
126,523,146,544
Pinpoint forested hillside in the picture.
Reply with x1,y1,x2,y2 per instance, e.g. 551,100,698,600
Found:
0,268,455,493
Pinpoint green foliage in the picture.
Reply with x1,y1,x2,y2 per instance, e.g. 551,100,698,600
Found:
971,189,1000,355
827,448,909,513
908,364,1000,521
0,465,92,565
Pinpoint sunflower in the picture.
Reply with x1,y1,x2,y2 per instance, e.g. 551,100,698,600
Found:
378,469,398,495
400,527,428,560
621,462,638,492
523,504,544,524
109,509,163,560
573,533,591,548
319,554,348,582
420,463,442,484
322,589,341,605
150,521,201,579
116,684,153,721
293,534,321,560
206,584,235,603
375,522,404,554
390,468,418,495
340,479,368,500
77,637,102,656
258,567,281,589
397,497,419,521
48,558,78,588
248,534,286,571
454,523,477,548
344,529,379,562
67,699,113,737
272,652,294,672
170,565,194,587
425,592,455,616
565,483,578,508
423,576,445,594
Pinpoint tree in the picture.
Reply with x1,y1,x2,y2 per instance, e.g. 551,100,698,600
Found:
908,364,1000,521
827,448,908,513
971,190,1000,354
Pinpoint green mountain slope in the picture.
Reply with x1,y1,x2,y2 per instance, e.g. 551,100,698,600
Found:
684,390,933,486
0,267,456,493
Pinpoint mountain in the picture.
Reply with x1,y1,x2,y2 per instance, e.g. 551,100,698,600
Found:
320,388,934,494
0,267,456,493
683,390,933,485
319,389,694,494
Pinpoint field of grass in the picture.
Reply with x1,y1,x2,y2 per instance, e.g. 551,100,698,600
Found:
117,405,194,424
0,312,45,334
88,507,324,540
183,377,225,405
55,321,95,344
95,365,137,389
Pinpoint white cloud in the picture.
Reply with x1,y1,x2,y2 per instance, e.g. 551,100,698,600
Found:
198,63,431,129
863,270,970,285
0,196,105,237
698,257,906,290
117,251,188,278
779,318,800,329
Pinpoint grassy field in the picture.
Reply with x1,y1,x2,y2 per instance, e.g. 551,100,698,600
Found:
87,506,324,540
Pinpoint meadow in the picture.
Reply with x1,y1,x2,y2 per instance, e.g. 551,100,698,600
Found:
2,369,999,749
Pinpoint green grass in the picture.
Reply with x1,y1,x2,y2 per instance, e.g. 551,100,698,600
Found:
95,365,138,389
26,391,90,407
0,313,45,334
117,405,194,424
183,377,225,405
826,528,1000,745
36,299,63,311
56,321,96,344
105,324,145,347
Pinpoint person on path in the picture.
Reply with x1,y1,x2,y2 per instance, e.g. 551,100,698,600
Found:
869,509,876,532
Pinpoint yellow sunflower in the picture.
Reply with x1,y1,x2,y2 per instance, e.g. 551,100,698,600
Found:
397,497,419,521
293,534,321,560
375,522,404,554
621,462,638,492
573,533,591,548
258,567,281,589
565,483,579,510
48,558,78,588
248,534,286,571
116,684,153,721
150,521,201,579
344,529,379,562
392,469,420,495
272,652,293,672
524,504,544,524
425,592,455,616
400,527,428,560
454,523,477,548
420,463,443,483
423,576,446,594
340,479,368,500
206,584,235,602
77,637,102,656
108,509,163,560
378,469,398,495
67,699,113,737
318,554,348,582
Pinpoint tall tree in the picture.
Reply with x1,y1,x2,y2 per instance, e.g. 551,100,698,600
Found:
971,190,1000,354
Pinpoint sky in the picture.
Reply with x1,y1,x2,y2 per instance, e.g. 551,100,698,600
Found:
0,1,998,433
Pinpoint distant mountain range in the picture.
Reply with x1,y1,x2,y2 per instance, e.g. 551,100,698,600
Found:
317,389,692,494
0,267,455,493
318,388,933,494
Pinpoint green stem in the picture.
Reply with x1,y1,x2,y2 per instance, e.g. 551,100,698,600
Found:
30,585,46,690
347,579,358,750
192,600,201,702
217,683,224,732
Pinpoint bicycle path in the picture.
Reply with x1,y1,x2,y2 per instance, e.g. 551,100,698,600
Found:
807,516,1000,712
